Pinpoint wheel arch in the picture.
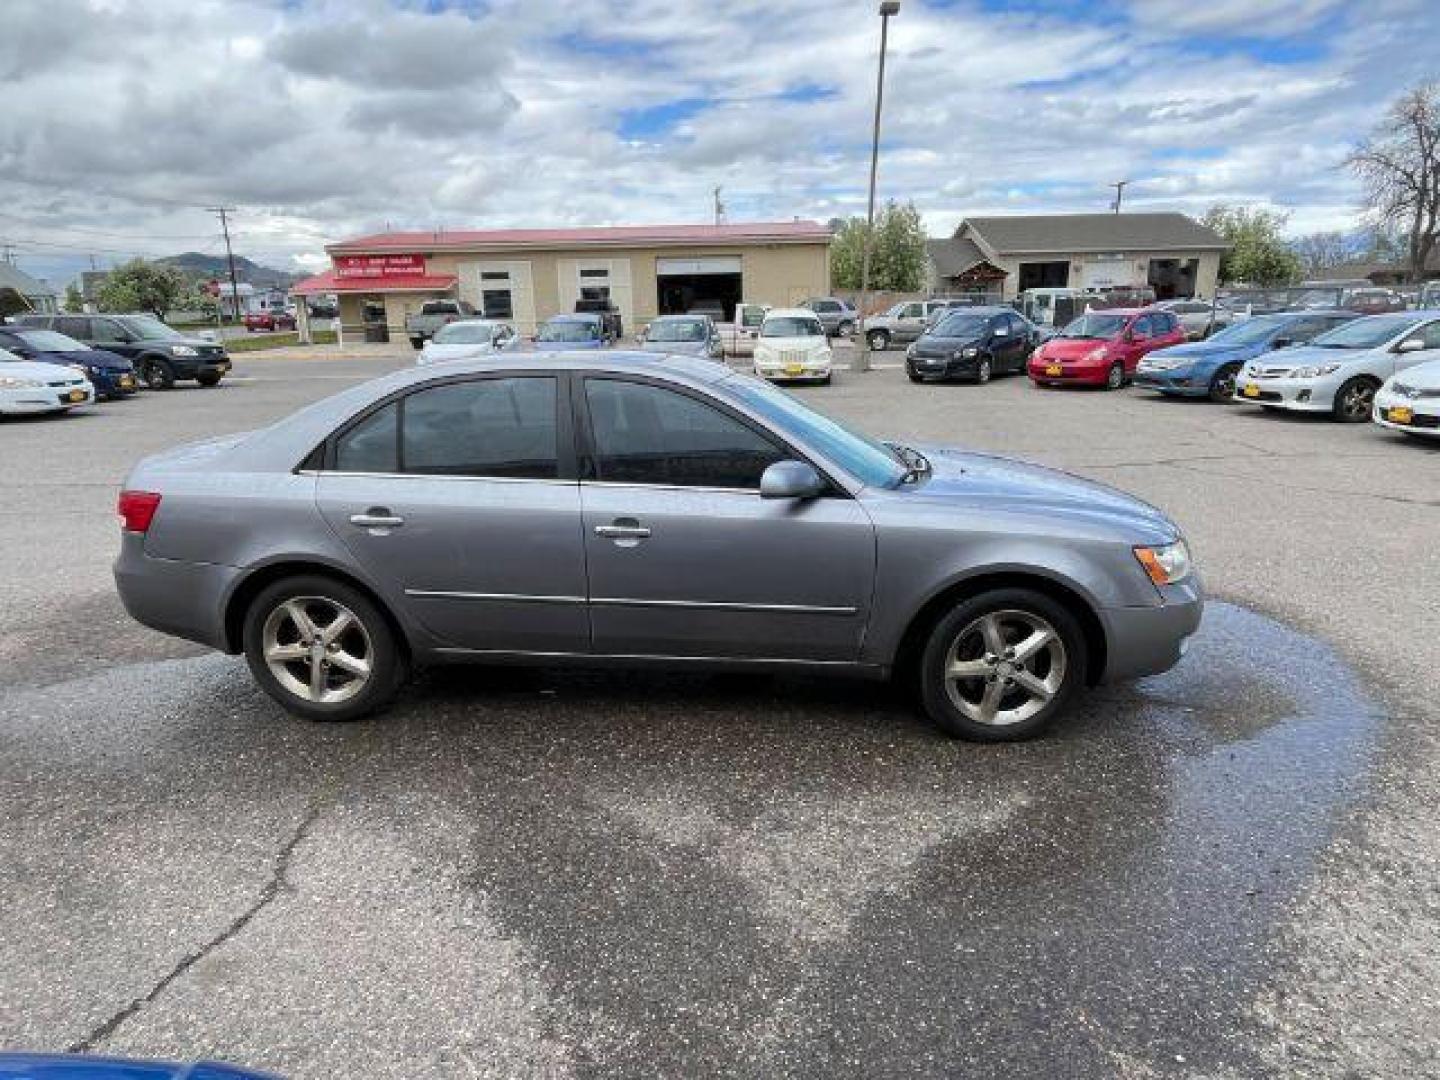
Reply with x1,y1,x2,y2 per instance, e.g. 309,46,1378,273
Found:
222,558,413,661
891,569,1109,687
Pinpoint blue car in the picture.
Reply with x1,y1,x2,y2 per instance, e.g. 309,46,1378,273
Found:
1132,310,1360,401
0,327,138,399
533,313,607,352
0,1053,279,1079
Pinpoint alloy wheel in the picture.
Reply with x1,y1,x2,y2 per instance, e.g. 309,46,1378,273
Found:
261,596,373,704
1211,366,1238,401
976,359,992,384
1106,363,1123,389
943,609,1067,727
1339,381,1375,421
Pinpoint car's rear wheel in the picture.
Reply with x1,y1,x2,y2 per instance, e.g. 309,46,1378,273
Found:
142,357,175,390
1208,363,1240,403
243,575,406,722
837,319,855,337
1105,363,1124,390
918,588,1087,741
867,329,890,351
196,372,223,387
1333,376,1378,423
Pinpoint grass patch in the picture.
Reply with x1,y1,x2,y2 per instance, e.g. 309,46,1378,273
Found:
224,330,337,353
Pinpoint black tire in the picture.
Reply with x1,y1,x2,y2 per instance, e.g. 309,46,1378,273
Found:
907,371,923,383
974,357,993,384
242,574,407,722
820,374,832,385
409,337,424,350
1332,376,1378,423
867,329,890,351
141,356,175,390
196,372,223,387
837,319,855,337
918,588,1088,742
1208,363,1240,403
1104,363,1124,390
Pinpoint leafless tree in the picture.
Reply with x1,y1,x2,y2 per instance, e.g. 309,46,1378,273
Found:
1292,231,1352,278
1347,83,1440,281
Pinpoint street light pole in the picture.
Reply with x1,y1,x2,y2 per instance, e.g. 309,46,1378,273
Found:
854,0,900,374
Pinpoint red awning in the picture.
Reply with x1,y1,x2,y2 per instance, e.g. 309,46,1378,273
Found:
291,269,458,295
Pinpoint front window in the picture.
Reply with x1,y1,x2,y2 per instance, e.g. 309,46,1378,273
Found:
538,320,600,342
646,319,707,343
1058,313,1128,340
433,321,501,345
760,316,824,339
740,307,766,328
1310,314,1423,349
585,378,785,489
724,376,906,489
16,329,88,352
117,316,185,340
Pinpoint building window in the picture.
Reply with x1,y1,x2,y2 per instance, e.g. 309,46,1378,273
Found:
479,270,513,319
579,267,610,303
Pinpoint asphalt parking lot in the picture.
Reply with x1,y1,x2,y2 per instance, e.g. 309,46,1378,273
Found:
3,349,1438,1078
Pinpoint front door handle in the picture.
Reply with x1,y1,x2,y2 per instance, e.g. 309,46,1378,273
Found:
595,524,651,538
350,509,404,529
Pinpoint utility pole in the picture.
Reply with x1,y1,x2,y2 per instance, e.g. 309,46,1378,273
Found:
713,186,725,226
1109,180,1129,213
208,206,242,323
0,243,14,264
855,1,901,374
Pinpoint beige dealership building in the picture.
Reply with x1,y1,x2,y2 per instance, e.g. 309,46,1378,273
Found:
293,221,832,342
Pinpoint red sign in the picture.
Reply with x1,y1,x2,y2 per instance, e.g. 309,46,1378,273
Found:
334,253,427,279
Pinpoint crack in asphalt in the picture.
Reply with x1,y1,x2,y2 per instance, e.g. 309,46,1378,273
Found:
65,803,324,1055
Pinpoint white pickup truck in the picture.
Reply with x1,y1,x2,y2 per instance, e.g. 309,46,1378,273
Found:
405,299,477,349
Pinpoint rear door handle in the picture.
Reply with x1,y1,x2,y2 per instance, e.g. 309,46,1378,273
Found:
595,524,651,538
350,510,404,529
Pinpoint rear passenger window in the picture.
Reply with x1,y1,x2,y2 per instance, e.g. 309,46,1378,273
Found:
56,317,89,338
335,402,399,473
402,377,558,479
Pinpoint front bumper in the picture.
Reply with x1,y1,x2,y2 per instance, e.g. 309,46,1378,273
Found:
908,354,981,379
92,370,140,396
0,383,93,414
1029,359,1109,385
754,360,832,381
114,534,239,651
1098,577,1204,682
1373,391,1440,436
1233,375,1334,411
1133,367,1207,395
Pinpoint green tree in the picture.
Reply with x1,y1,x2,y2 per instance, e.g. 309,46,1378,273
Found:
830,200,927,291
63,283,84,313
1202,205,1302,286
95,258,187,318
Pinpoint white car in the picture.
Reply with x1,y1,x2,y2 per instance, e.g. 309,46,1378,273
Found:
1374,357,1440,438
752,308,833,383
417,319,517,365
1234,311,1440,422
0,348,94,415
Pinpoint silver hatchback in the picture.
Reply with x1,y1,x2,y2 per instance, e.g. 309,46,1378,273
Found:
114,355,1201,741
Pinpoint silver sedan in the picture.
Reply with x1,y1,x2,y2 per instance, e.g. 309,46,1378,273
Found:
114,355,1201,741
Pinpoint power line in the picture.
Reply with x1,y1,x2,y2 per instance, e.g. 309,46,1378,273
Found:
1109,180,1130,213
208,207,244,319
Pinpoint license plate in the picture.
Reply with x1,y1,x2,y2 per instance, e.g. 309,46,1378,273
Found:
784,364,804,376
119,375,136,389
218,362,231,373
1045,364,1062,377
1388,406,1414,424
1242,383,1260,398
67,389,86,403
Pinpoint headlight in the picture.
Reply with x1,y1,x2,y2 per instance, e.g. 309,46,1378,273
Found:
1292,363,1342,378
171,345,198,356
1086,347,1109,362
0,376,43,389
1134,540,1192,586
956,346,979,359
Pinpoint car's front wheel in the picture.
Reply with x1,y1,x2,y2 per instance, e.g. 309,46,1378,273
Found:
918,588,1087,741
974,358,993,384
1208,363,1240,402
1105,362,1124,390
837,319,855,337
242,575,406,722
1333,376,1378,423
867,329,890,351
142,357,175,390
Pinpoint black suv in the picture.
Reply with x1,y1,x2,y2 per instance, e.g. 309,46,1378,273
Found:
18,313,231,389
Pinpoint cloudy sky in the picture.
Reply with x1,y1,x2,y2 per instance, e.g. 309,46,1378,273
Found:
2,0,1435,286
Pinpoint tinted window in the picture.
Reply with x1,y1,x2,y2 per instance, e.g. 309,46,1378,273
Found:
403,378,558,478
92,319,130,343
56,317,89,339
335,402,399,473
1287,317,1336,342
585,379,785,489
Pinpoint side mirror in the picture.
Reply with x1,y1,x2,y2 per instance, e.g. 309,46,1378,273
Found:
1397,338,1425,353
760,460,825,500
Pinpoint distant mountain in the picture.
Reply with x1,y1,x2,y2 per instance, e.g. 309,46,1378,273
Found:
157,252,299,289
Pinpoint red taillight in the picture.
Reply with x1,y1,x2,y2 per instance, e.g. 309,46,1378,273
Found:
118,490,162,533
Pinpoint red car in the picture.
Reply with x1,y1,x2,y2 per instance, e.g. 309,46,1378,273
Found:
1028,308,1185,389
243,310,297,332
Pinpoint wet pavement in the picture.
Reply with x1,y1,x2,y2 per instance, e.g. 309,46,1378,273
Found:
1,354,1434,1077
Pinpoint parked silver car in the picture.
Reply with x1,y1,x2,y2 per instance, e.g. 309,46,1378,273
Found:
636,314,724,360
799,297,857,338
114,355,1201,741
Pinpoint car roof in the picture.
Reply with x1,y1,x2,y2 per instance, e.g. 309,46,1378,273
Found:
652,313,706,321
547,313,601,322
764,307,821,319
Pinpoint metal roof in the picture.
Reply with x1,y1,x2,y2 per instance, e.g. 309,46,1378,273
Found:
963,213,1227,254
0,262,57,298
926,237,996,276
329,221,831,255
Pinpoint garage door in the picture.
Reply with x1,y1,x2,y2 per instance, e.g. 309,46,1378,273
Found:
656,256,742,276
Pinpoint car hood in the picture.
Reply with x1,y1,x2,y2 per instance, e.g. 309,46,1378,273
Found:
1037,337,1115,359
1389,357,1440,390
1144,340,1263,364
421,342,493,360
0,360,90,381
38,348,134,369
895,445,1177,542
1241,343,1369,370
637,339,708,355
137,336,224,349
911,334,982,357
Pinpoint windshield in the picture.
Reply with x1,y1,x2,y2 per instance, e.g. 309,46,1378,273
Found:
1058,313,1127,340
761,316,824,339
0,346,23,363
723,376,906,489
538,320,599,342
1310,313,1420,349
1207,315,1289,346
740,307,765,328
421,302,459,315
931,314,989,338
433,322,499,344
16,329,88,352
647,319,707,342
118,316,185,340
